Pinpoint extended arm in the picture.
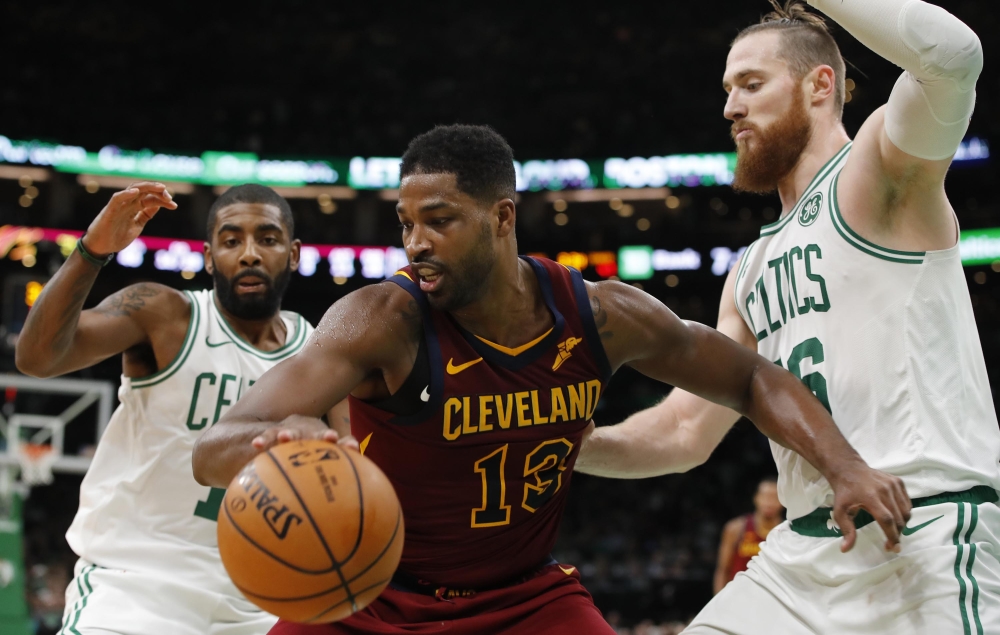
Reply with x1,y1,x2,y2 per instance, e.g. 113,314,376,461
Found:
576,264,749,477
15,184,181,377
192,283,416,488
588,279,911,550
810,0,981,165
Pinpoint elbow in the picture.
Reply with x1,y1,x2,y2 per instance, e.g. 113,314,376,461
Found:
14,345,51,378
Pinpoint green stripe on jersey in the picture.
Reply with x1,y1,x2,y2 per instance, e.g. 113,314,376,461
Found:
132,291,202,388
828,173,925,264
759,142,852,237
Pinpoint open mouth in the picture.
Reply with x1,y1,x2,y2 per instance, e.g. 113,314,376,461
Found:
412,266,443,293
236,276,267,294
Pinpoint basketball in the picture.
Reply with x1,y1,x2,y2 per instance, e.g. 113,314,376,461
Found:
217,440,404,624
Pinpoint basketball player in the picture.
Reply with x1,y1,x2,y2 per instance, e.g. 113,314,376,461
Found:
15,183,347,634
712,477,783,594
575,1,999,632
194,124,910,635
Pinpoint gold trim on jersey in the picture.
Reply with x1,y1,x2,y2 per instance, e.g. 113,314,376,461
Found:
474,327,553,356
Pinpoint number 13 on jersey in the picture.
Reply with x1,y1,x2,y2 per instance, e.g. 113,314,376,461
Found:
471,439,574,528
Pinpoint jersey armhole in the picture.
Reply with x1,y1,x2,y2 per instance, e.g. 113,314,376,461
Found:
130,290,200,389
568,268,613,384
381,276,444,425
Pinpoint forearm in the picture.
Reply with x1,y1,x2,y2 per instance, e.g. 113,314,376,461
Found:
192,419,276,487
743,363,865,484
15,250,101,376
809,0,981,160
576,391,739,478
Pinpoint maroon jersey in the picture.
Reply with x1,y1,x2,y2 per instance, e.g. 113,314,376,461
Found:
348,257,611,589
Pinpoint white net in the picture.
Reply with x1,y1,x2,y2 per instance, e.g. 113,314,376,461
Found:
17,443,57,486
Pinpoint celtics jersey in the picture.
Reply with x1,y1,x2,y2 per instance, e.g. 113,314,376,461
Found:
734,142,1000,520
66,290,312,591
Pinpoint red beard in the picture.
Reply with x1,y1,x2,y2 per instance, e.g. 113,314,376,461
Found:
731,90,813,194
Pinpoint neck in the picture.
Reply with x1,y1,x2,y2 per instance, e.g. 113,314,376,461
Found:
449,255,549,346
213,294,286,350
776,119,851,216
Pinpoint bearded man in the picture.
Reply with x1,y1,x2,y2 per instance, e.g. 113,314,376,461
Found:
576,1,1000,633
16,183,349,635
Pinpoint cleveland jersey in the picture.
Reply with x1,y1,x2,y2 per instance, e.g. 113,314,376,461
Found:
348,257,611,589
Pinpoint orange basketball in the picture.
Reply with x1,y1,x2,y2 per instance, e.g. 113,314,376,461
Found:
217,440,404,624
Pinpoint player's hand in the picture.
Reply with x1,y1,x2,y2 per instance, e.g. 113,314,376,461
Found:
251,415,340,452
82,182,177,256
829,464,911,553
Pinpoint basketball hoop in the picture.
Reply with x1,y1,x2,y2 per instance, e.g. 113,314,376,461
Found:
17,443,57,485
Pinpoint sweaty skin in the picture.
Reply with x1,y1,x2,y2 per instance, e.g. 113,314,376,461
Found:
194,172,911,553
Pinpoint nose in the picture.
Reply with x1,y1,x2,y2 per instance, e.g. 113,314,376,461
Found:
239,239,262,268
404,223,431,262
724,89,745,122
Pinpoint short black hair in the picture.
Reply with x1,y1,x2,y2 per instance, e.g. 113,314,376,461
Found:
207,184,295,238
400,124,516,204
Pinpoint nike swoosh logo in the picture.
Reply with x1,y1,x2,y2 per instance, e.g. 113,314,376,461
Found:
902,515,944,536
205,337,233,348
446,357,483,375
420,386,430,402
558,565,576,576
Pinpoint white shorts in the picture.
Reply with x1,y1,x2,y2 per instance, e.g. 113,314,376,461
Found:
686,496,1000,635
58,558,277,635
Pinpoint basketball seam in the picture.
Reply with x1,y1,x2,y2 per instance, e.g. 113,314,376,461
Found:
230,506,403,603
303,577,394,624
264,449,357,612
339,448,366,564
221,495,339,575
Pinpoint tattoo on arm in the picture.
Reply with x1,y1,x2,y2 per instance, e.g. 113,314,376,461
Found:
93,283,161,318
398,298,422,339
591,295,613,340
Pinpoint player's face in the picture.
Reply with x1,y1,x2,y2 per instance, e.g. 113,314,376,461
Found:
397,173,498,312
204,203,301,320
723,31,813,193
754,482,783,520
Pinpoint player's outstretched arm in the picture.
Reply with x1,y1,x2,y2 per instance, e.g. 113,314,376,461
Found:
577,262,749,478
15,183,181,378
590,280,911,552
810,0,981,241
192,283,418,488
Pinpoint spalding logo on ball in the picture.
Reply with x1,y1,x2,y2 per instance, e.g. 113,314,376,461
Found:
217,440,405,624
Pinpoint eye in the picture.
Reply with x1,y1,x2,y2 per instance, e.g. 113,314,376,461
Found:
261,236,278,245
398,222,413,230
747,82,761,91
223,238,239,248
431,218,450,226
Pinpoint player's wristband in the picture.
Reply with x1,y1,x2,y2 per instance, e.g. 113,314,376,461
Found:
76,234,115,267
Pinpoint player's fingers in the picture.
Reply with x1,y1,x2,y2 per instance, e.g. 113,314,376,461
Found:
870,502,903,552
126,181,170,194
251,428,280,451
834,507,857,553
337,434,359,451
108,188,141,208
894,480,912,524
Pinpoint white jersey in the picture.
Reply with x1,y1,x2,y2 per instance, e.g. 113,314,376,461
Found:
734,142,1000,520
66,289,312,592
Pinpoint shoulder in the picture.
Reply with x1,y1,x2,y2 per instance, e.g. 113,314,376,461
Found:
315,281,422,344
724,516,747,536
93,282,190,324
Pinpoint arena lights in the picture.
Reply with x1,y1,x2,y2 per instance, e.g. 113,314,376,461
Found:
7,133,979,193
959,228,1000,265
604,154,737,188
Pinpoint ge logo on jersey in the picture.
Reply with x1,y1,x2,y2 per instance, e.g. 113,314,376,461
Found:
798,193,823,227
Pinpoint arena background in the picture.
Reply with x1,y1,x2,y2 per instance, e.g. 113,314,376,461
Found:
0,1,996,633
